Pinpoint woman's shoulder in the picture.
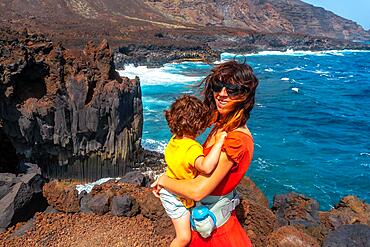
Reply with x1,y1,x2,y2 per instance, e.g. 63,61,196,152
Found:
227,127,253,141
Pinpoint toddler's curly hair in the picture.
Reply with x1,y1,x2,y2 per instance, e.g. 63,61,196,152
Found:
165,95,210,138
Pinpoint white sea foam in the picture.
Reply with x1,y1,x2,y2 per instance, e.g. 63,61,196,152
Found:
264,68,274,72
117,63,204,85
142,138,167,153
142,96,171,105
76,177,120,194
221,49,370,58
291,87,299,93
281,77,290,81
285,67,303,72
360,152,370,157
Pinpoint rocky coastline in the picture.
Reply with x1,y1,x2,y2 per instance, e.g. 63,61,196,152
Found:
0,155,369,246
1,19,370,247
113,30,370,68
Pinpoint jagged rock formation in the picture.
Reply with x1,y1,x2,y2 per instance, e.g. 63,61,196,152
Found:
0,27,143,180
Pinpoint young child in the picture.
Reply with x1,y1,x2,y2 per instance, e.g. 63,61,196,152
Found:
159,95,227,247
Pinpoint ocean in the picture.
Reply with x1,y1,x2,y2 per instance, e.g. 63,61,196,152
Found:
118,50,370,210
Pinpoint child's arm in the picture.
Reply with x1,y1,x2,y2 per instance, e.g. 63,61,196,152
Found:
194,131,227,174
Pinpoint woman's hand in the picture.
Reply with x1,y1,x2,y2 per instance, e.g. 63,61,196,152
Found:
215,131,227,144
150,174,164,198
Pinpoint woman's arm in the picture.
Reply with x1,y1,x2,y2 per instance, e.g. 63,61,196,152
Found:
157,151,234,201
194,131,227,174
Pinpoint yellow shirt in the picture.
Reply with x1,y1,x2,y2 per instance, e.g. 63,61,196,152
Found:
164,135,204,208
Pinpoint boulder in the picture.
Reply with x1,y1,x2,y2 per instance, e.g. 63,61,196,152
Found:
272,193,320,228
118,171,148,187
0,172,47,230
267,226,320,247
236,199,278,247
42,180,80,213
236,176,269,207
320,196,370,230
323,224,370,247
0,173,17,200
87,194,110,215
111,195,139,217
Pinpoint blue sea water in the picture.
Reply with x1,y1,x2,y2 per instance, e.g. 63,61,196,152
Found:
118,50,370,210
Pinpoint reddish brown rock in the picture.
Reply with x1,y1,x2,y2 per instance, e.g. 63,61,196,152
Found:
42,180,80,213
267,226,320,247
272,193,320,229
236,176,269,207
236,199,278,247
320,195,370,233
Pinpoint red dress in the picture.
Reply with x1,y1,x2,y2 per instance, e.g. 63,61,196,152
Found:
189,130,254,247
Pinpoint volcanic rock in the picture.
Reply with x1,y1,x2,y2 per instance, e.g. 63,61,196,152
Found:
236,176,269,207
118,171,148,187
272,192,320,228
0,171,47,230
87,194,110,215
42,180,80,213
267,225,320,247
111,195,140,217
236,199,278,247
322,224,370,247
0,27,143,180
320,196,370,231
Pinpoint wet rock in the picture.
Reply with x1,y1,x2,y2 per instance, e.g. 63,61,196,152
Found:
236,199,278,247
42,180,80,213
111,195,139,217
236,176,269,207
272,193,320,228
267,226,320,247
87,194,110,215
322,224,370,247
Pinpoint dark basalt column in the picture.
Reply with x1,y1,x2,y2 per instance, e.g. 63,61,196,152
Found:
0,28,143,181
0,127,19,173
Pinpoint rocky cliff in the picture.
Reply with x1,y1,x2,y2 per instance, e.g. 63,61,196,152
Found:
146,0,370,41
0,27,143,180
1,0,369,52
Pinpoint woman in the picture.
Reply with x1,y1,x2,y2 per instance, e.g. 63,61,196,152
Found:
152,60,259,246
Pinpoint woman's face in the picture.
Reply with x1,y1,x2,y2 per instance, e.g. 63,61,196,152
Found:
213,87,238,116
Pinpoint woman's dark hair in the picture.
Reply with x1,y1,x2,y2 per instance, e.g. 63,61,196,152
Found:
201,60,259,132
165,95,210,138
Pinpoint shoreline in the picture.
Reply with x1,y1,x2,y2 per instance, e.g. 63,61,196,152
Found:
114,47,370,69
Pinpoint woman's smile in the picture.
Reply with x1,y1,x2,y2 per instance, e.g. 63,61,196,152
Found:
214,87,233,114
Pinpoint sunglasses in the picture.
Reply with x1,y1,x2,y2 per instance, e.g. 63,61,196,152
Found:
210,81,246,97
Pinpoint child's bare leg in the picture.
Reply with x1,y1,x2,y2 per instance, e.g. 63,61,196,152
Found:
170,211,191,247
